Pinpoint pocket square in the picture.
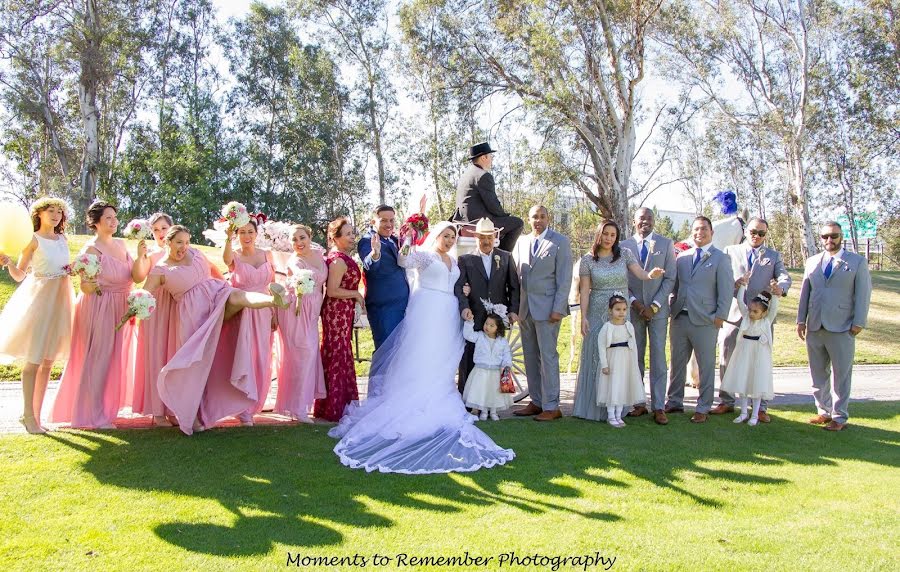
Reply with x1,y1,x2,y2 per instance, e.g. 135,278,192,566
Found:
703,262,713,268
760,258,771,266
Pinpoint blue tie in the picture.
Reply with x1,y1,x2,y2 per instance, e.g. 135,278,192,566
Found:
823,257,833,279
748,250,755,270
532,238,540,257
640,241,648,266
692,249,702,269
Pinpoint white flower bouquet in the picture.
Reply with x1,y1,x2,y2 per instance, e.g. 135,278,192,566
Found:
286,269,316,316
65,253,103,296
220,201,250,232
122,218,152,241
115,289,157,331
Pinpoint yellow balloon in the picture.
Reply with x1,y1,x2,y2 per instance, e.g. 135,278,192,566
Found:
0,202,34,257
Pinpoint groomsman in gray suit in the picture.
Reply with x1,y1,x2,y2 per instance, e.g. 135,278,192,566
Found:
711,217,791,422
797,221,872,431
665,216,734,423
512,205,573,421
620,208,677,425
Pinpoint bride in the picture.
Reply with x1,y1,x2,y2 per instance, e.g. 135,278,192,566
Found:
329,221,515,473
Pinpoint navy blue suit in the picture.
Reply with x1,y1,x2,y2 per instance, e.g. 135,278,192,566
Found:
358,228,410,349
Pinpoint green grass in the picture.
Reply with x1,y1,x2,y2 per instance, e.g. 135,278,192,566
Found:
3,239,899,381
1,403,897,570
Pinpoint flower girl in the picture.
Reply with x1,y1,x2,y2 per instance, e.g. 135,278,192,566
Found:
461,300,514,421
0,198,75,433
596,293,645,428
720,287,778,426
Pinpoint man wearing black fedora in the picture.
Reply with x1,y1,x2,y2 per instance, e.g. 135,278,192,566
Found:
452,142,524,252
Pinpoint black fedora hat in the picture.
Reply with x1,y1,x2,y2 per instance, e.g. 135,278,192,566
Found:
468,142,497,160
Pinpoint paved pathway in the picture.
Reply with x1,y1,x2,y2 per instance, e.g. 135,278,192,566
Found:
2,365,898,434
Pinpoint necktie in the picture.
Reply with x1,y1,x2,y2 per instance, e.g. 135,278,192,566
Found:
748,250,755,270
823,257,833,279
692,249,702,269
640,241,648,266
532,238,540,257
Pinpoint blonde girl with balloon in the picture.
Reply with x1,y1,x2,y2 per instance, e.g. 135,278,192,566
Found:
0,197,75,433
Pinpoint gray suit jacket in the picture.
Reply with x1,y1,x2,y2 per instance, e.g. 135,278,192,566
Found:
620,233,677,320
669,245,734,327
797,251,872,332
723,243,792,322
513,229,573,321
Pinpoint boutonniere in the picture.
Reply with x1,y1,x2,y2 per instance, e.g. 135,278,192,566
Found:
701,251,712,264
494,254,500,269
648,239,656,252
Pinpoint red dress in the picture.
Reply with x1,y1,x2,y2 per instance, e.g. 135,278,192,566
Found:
314,251,361,421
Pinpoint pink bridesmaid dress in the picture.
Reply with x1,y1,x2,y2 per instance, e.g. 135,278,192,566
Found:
154,250,257,435
131,249,177,417
227,256,275,416
273,255,327,420
51,242,136,428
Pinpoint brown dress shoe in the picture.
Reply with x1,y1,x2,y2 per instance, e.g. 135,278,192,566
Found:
664,405,684,414
823,420,847,431
514,403,542,416
534,409,562,421
690,413,708,423
808,414,832,425
653,410,669,425
709,404,734,415
757,411,771,423
627,405,648,417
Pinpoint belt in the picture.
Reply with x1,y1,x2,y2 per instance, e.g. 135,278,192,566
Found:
742,335,761,341
34,273,68,279
609,341,629,348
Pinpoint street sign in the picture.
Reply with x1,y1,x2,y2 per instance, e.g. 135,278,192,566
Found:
835,213,877,240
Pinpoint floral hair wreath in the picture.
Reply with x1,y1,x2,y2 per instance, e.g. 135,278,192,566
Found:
480,298,510,328
610,291,627,302
30,197,70,218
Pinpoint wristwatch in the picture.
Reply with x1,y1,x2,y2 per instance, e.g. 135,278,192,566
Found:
650,305,659,314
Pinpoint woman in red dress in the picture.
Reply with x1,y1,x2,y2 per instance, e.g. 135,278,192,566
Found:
314,217,364,422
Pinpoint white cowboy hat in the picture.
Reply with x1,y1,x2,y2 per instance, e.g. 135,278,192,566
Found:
474,217,503,235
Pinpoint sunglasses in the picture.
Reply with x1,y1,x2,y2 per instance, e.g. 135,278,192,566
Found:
820,233,841,240
748,229,767,237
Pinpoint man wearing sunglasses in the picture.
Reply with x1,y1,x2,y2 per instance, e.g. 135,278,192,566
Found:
712,217,792,421
797,221,872,432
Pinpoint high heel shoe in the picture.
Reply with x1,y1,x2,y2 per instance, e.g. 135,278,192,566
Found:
19,415,47,435
268,283,290,309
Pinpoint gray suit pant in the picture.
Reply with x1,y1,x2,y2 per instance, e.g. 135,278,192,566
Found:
717,321,769,411
630,309,668,412
666,314,718,413
806,328,855,424
519,314,562,411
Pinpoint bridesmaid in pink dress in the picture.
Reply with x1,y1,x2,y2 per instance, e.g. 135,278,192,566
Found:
273,224,327,421
223,220,276,425
130,213,178,426
51,201,136,429
314,217,364,422
142,225,289,435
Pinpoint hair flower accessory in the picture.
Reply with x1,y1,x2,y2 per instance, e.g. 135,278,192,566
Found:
480,298,510,327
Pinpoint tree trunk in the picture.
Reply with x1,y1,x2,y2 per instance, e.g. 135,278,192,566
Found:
367,77,386,205
787,142,816,258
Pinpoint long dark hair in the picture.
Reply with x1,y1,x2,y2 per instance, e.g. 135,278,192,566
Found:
591,219,621,263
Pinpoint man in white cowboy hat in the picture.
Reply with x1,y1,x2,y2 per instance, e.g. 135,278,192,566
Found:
452,142,524,252
454,217,520,392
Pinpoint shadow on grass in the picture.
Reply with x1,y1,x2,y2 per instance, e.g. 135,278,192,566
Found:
45,402,900,557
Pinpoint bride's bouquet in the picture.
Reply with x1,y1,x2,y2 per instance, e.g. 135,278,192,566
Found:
286,269,316,316
398,213,429,255
115,289,157,331
220,201,250,232
122,218,152,241
64,253,102,296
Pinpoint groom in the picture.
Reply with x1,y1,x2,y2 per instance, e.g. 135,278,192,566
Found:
357,205,409,350
454,218,520,393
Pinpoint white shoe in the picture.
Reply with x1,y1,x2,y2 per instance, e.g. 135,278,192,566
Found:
490,412,500,421
478,411,488,421
237,412,254,427
748,417,759,426
733,414,749,424
615,418,626,427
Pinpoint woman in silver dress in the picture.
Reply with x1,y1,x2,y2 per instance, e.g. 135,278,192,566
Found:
572,220,664,421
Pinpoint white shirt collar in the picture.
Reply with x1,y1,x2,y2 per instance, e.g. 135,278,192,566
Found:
478,248,492,258
634,232,653,244
823,247,844,265
533,228,549,242
694,243,711,257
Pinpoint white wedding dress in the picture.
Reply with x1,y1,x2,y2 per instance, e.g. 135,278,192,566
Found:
329,249,516,474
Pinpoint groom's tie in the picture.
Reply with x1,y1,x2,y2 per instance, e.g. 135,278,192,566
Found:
640,241,648,266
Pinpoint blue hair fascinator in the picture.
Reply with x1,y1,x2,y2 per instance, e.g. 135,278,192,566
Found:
713,190,738,216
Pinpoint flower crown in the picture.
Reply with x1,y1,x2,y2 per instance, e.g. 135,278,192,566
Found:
30,197,69,218
480,298,510,328
609,291,627,301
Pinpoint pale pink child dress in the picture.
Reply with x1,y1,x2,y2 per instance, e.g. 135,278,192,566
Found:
51,242,136,428
0,233,75,366
227,256,275,414
273,254,327,420
154,249,257,435
131,248,177,417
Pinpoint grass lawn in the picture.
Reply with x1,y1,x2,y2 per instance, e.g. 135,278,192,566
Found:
2,238,899,381
1,403,897,571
